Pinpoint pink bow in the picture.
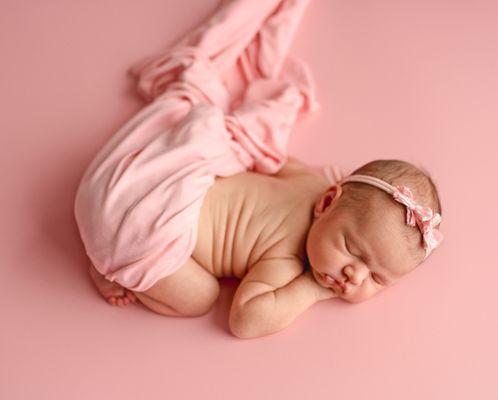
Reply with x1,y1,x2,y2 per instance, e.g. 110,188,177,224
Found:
392,186,444,259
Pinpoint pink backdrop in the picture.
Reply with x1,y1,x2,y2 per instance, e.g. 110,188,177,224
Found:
1,1,496,399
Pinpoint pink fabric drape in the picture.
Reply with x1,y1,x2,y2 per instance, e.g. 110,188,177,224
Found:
74,0,319,292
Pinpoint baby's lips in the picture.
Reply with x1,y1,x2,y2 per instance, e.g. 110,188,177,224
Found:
324,274,344,293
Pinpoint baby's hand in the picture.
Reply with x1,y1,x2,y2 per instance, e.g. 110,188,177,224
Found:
303,270,338,301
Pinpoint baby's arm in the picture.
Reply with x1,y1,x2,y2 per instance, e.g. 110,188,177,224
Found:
229,257,336,339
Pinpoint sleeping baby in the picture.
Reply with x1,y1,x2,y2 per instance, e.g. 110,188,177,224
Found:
88,157,443,339
77,0,444,340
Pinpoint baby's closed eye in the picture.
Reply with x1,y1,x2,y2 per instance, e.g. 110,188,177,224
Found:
371,273,384,285
372,272,393,286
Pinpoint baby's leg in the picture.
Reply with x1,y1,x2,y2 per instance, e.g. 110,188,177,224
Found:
88,263,137,306
133,257,220,317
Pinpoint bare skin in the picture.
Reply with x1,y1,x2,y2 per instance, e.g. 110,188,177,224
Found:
88,157,330,307
88,262,137,306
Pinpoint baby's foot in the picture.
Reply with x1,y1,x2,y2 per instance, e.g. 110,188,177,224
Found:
88,263,137,306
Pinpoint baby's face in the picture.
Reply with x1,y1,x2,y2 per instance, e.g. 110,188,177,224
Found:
306,185,418,303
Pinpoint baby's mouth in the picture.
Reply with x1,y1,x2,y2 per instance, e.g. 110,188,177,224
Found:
319,272,345,293
310,264,346,293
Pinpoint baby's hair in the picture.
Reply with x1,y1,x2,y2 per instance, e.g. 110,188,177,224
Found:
337,159,442,263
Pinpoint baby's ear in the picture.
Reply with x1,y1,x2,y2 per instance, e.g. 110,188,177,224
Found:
314,185,343,218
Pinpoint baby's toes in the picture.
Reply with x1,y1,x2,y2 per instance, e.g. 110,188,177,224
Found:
107,295,130,306
118,297,131,306
107,296,117,305
125,290,137,303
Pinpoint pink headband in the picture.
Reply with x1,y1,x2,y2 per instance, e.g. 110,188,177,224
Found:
339,174,444,260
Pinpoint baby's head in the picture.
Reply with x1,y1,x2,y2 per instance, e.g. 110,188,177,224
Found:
306,159,443,303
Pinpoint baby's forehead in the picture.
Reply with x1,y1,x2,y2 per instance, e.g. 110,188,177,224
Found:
334,200,397,232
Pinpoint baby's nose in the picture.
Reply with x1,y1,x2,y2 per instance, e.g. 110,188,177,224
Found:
343,265,368,285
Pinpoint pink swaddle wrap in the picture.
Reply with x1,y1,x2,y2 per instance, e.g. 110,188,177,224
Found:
74,0,320,292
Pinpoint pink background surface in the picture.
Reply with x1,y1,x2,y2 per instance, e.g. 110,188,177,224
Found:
1,1,496,399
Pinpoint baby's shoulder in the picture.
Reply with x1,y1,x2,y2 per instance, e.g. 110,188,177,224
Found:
272,157,313,179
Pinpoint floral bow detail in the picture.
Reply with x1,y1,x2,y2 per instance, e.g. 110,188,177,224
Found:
393,186,444,259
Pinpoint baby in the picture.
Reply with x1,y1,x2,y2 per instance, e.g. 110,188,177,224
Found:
89,157,443,339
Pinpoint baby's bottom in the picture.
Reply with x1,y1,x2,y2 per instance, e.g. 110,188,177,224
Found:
89,257,220,317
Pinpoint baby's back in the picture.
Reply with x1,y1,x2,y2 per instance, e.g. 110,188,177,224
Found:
192,162,328,279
